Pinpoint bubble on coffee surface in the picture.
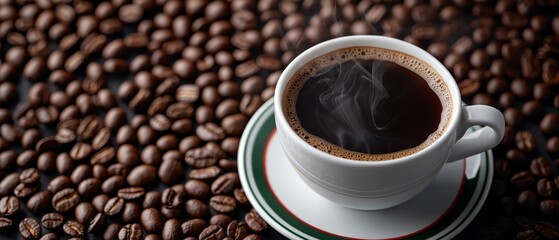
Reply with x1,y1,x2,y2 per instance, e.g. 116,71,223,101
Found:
283,47,452,161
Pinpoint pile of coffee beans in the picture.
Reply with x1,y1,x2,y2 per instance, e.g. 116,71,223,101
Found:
0,0,558,239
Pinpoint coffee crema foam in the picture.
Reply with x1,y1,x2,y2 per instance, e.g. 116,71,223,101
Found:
282,47,453,161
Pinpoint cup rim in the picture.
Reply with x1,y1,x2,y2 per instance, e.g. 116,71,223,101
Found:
273,35,462,167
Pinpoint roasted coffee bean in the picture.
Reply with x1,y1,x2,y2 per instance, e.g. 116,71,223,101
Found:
185,144,226,168
63,220,84,237
189,166,221,180
41,213,65,230
217,159,237,172
37,151,56,173
516,230,540,240
162,219,182,240
54,128,76,146
2,124,21,143
20,168,40,185
227,220,248,239
209,213,233,229
184,180,212,201
119,223,143,240
235,60,260,78
0,196,20,216
23,57,47,81
118,81,139,102
69,142,92,161
161,188,183,209
196,105,217,124
182,218,207,237
92,194,109,213
201,86,222,107
196,123,226,142
150,114,171,132
0,216,13,231
215,99,240,120
91,164,109,180
27,191,51,214
130,114,149,130
47,175,72,194
199,225,226,240
108,164,129,177
541,113,559,135
142,191,162,209
74,202,96,224
141,208,164,233
117,144,140,167
537,178,558,198
144,234,162,240
516,130,537,152
240,94,263,116
221,114,248,136
105,107,127,131
504,108,523,127
148,96,173,117
19,217,41,239
95,89,118,110
71,164,92,185
209,195,237,213
511,79,532,99
234,188,250,205
171,119,193,135
14,182,40,198
173,59,196,79
77,115,102,141
176,85,200,103
171,184,188,200
0,172,19,196
159,208,180,223
127,164,158,187
158,158,184,185
52,188,79,212
104,223,122,240
459,79,481,97
185,199,209,218
156,135,178,151
122,202,141,223
531,157,553,177
39,233,58,240
212,172,240,194
535,221,559,239
511,171,536,189
522,100,543,117
221,137,240,155
540,200,559,215
245,210,267,232
118,187,145,200
36,106,59,124
104,197,124,217
547,137,559,155
137,126,157,146
91,147,115,165
244,234,262,240
101,175,125,195
21,129,41,150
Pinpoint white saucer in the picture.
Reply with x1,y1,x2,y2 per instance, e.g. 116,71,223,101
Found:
239,100,493,240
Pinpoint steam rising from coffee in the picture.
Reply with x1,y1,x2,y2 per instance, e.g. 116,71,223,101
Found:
306,59,404,154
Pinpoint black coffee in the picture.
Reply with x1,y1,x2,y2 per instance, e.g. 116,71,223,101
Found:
283,47,451,161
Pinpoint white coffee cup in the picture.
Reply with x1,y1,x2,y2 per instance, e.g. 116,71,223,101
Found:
273,36,505,210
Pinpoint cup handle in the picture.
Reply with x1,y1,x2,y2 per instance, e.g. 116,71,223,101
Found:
447,105,505,162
